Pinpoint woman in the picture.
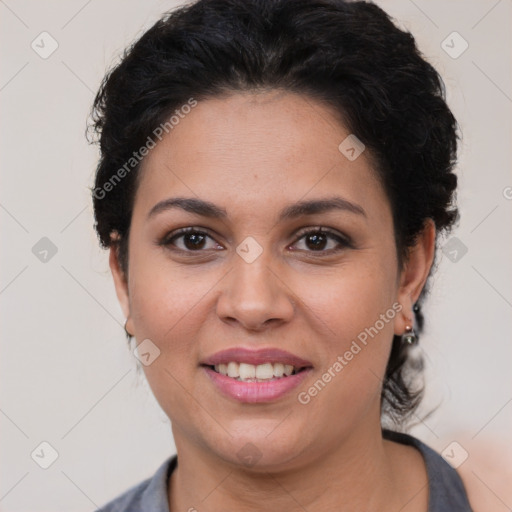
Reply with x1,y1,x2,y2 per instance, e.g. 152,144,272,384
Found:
90,0,472,510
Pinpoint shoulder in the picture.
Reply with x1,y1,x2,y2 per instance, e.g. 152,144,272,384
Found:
96,455,177,512
383,429,473,512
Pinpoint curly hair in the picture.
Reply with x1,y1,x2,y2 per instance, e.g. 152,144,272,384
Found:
88,0,459,427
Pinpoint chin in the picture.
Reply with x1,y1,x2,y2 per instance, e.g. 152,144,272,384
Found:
205,422,310,472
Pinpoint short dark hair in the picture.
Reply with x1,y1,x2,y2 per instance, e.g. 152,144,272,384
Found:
88,0,459,426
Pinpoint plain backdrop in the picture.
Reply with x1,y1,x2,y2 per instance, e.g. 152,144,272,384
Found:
1,1,511,511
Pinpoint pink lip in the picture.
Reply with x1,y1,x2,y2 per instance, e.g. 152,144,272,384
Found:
203,366,312,403
201,347,312,368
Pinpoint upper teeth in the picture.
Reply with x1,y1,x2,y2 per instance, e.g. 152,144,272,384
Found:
213,362,296,380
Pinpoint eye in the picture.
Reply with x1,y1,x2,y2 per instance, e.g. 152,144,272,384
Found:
160,227,223,252
159,226,352,255
291,227,351,253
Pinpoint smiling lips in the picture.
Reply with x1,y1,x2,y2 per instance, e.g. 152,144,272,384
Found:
201,347,313,403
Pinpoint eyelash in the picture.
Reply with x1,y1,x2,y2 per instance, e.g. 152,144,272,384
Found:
158,226,352,256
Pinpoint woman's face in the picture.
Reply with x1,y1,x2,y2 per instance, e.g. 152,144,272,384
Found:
111,91,432,470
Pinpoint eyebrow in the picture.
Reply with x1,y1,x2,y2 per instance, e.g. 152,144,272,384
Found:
147,196,366,221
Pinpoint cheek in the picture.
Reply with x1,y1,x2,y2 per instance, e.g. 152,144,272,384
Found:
128,243,206,334
293,260,398,416
127,256,214,423
301,258,398,340
126,249,210,374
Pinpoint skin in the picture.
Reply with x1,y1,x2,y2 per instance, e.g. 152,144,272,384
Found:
109,90,436,511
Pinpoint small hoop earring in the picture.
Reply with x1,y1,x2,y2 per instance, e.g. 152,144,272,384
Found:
402,325,417,345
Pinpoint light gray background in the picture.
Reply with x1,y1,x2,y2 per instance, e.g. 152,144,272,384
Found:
1,1,511,511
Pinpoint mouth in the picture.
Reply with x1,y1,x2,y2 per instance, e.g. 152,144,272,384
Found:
200,348,313,403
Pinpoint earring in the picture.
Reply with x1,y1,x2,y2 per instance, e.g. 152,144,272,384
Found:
402,325,417,345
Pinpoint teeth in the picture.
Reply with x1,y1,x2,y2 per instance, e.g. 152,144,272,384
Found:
239,363,256,380
273,363,284,377
227,362,239,378
213,362,300,380
255,363,274,380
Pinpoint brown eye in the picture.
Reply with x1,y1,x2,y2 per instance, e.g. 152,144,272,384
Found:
181,232,207,250
292,228,351,253
161,228,223,252
304,232,329,250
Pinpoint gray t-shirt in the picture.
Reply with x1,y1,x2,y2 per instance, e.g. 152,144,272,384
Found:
96,430,473,511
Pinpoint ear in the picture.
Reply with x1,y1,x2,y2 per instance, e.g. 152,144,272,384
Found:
394,219,436,335
108,235,133,334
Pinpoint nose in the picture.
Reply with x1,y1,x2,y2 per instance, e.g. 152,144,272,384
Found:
215,251,295,332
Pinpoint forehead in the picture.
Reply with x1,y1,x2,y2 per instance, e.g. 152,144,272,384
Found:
133,91,389,223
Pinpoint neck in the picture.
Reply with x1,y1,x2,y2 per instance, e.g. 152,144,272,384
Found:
168,417,425,511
